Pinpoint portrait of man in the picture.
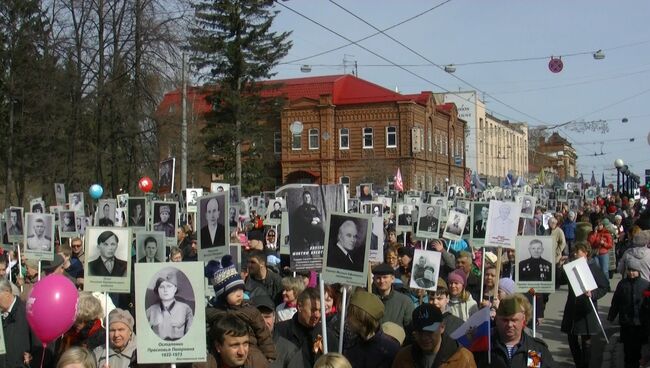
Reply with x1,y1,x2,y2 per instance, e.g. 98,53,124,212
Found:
359,184,372,201
229,185,241,204
585,187,596,200
128,198,146,227
520,196,534,218
153,203,175,238
88,230,127,277
472,204,489,239
60,211,77,233
290,190,324,250
54,183,66,205
326,218,365,273
26,215,52,251
485,201,521,249
200,196,226,249
269,201,282,219
117,194,128,209
347,199,359,214
69,192,84,213
547,199,557,211
158,159,174,190
518,238,553,282
445,213,464,236
145,268,194,341
568,199,579,211
418,206,439,233
229,206,238,228
397,205,412,227
187,189,201,207
138,236,163,263
408,249,441,291
98,202,115,227
557,189,568,201
7,208,23,236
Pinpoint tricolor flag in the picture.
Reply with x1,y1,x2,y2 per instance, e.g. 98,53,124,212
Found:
449,306,491,352
394,167,404,192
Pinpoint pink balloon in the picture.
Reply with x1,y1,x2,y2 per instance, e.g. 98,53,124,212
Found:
26,275,78,344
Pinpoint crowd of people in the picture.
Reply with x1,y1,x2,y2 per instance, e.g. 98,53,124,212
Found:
1,186,650,368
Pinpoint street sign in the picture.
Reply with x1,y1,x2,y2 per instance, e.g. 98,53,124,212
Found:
454,156,462,165
548,57,563,73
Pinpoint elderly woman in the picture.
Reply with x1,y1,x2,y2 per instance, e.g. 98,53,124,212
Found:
57,292,106,359
548,217,567,264
57,347,96,368
276,276,306,322
146,268,193,341
93,309,136,368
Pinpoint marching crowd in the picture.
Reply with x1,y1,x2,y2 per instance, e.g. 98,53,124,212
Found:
1,188,650,368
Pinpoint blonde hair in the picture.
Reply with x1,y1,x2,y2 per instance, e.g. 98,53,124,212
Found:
314,353,352,368
281,276,306,296
346,304,380,340
56,346,97,368
75,292,103,323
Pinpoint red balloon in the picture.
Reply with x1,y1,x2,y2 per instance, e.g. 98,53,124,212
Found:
138,176,153,193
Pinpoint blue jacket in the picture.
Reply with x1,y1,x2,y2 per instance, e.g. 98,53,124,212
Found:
562,220,576,240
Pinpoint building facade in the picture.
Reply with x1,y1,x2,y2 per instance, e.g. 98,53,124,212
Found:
529,132,578,182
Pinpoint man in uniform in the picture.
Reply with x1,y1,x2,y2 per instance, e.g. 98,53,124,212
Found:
154,204,175,237
291,191,323,250
98,203,114,226
129,201,145,227
26,217,51,251
521,197,534,217
473,205,488,239
418,206,439,233
518,238,552,281
269,201,282,219
445,214,463,236
7,209,22,236
397,205,412,227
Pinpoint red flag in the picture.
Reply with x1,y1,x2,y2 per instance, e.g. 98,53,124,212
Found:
395,168,404,192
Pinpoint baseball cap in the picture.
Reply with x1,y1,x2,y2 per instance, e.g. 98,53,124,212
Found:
411,304,443,332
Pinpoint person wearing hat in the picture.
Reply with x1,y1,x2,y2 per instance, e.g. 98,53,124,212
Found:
476,294,554,367
428,279,464,340
342,290,400,368
87,230,127,277
454,251,481,303
42,253,66,276
446,269,478,322
93,308,136,368
372,263,414,329
608,258,650,368
98,203,114,227
252,294,304,368
153,203,175,237
392,304,476,368
145,268,193,341
618,229,650,281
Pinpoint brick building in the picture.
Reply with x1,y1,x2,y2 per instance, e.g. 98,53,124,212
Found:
529,132,577,182
156,74,466,193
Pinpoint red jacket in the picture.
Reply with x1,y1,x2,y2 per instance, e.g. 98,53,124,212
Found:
588,229,613,255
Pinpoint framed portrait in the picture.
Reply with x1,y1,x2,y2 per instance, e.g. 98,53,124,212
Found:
117,194,129,209
470,202,489,245
519,195,536,219
322,212,371,287
442,210,468,241
185,188,203,213
0,215,9,247
151,201,178,246
69,192,85,215
515,236,555,293
54,183,66,206
135,263,206,363
347,198,360,214
84,227,132,293
547,199,558,212
95,199,117,227
409,249,442,291
415,204,441,239
197,193,229,262
49,206,63,224
7,207,24,243
359,183,373,201
76,215,87,236
369,203,385,263
23,213,55,261
567,198,579,212
584,186,597,201
59,210,78,238
557,189,568,202
210,182,229,194
429,196,448,221
484,200,521,249
29,198,45,214
264,198,284,225
396,203,415,232
158,157,176,194
379,196,393,219
127,197,147,229
229,185,241,205
136,231,166,263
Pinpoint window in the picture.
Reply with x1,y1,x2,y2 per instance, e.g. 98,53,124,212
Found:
340,176,350,185
444,134,448,156
274,132,281,154
339,128,349,149
428,130,432,152
309,128,319,149
292,132,301,150
363,127,373,148
386,126,397,148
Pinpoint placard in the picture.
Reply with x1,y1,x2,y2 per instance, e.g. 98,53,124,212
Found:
396,203,415,232
158,157,175,194
23,213,55,261
264,198,284,225
470,202,489,246
84,227,132,293
562,257,597,297
135,231,166,263
409,249,442,291
127,197,147,229
69,192,85,216
442,210,468,241
322,212,371,287
135,262,206,363
59,210,78,238
95,199,117,227
151,201,178,247
519,195,535,219
197,193,229,262
185,188,202,213
515,236,555,293
415,204,441,239
54,183,66,206
484,200,521,249
7,207,24,243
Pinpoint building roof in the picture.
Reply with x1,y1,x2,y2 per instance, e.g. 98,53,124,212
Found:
156,74,439,116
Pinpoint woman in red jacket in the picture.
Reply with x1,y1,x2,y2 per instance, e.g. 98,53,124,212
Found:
588,219,613,280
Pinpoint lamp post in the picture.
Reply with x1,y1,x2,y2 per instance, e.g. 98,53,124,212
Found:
614,159,624,193
621,165,629,195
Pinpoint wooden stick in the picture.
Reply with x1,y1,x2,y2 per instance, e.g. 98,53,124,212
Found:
318,276,328,354
338,286,348,353
493,247,502,298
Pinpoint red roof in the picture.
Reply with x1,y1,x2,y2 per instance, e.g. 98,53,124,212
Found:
157,74,440,116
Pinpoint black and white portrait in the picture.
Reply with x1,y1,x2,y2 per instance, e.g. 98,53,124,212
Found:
370,203,384,252
396,204,414,230
158,158,175,194
128,197,147,228
585,187,596,201
264,198,284,224
30,199,45,214
557,189,568,202
347,198,359,214
198,194,227,250
471,202,489,240
136,232,166,263
568,198,579,211
359,183,373,201
96,199,116,227
324,213,369,274
520,195,535,219
288,188,325,252
430,196,448,220
24,213,54,252
186,188,202,209
547,199,557,212
230,185,241,205
442,210,468,241
117,194,129,209
7,207,24,240
54,183,66,206
210,182,229,194
152,202,177,238
145,267,195,341
59,210,77,235
484,200,521,249
69,192,85,215
517,237,553,282
86,228,130,278
409,249,442,291
416,205,441,238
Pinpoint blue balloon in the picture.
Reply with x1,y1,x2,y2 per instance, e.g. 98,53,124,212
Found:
89,184,104,200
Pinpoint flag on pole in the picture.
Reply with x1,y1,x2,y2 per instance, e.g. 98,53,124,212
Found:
449,306,491,352
601,172,606,188
579,172,585,189
590,171,597,187
394,167,404,192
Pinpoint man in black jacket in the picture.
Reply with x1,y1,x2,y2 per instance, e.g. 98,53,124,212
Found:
0,279,40,368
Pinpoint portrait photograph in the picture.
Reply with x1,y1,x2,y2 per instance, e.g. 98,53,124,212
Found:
515,236,555,293
158,157,175,194
396,203,415,231
0,216,9,246
136,231,166,263
429,196,448,220
322,212,371,287
76,215,87,236
568,198,579,211
117,194,129,209
229,185,241,205
370,207,385,263
135,262,206,364
264,198,284,225
115,208,126,227
152,201,178,243
557,188,568,202
95,199,117,227
23,213,55,261
7,207,24,243
442,210,468,241
127,197,147,228
379,196,393,218
68,192,85,216
185,188,203,213
409,249,442,291
197,193,229,262
359,183,373,201
519,195,536,219
84,227,132,293
416,204,441,239
59,210,78,238
547,199,558,212
484,200,521,249
210,182,229,194
347,198,360,214
30,198,45,214
54,183,66,206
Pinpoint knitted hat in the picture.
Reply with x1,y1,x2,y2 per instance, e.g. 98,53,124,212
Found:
626,258,643,272
381,322,406,345
212,255,245,298
109,308,134,331
498,278,515,296
349,290,384,320
447,269,466,286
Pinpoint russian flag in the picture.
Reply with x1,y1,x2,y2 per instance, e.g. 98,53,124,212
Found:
449,307,491,352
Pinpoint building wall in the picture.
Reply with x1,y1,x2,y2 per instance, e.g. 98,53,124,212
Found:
478,114,528,185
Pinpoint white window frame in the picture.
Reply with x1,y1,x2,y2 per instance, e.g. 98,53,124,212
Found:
339,128,350,150
308,128,319,150
291,132,301,150
386,126,397,148
363,127,373,149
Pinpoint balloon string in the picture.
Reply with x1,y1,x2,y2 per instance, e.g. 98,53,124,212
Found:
40,343,46,368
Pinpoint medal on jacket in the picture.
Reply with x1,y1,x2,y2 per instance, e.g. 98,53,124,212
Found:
527,350,541,368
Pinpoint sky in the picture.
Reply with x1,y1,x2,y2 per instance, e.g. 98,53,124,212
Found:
268,0,650,184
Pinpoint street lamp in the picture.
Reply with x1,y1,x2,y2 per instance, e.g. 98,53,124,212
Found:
614,159,624,193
